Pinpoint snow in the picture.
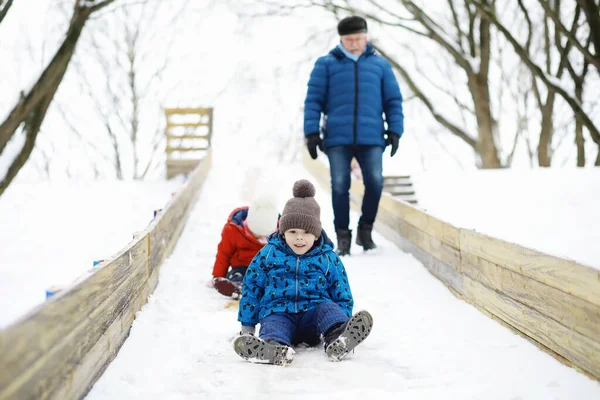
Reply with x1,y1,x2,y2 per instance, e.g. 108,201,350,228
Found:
0,179,181,328
80,161,600,399
411,168,600,270
1,2,599,398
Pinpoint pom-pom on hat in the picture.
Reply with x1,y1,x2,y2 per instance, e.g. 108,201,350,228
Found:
279,179,321,237
246,197,279,237
337,16,368,36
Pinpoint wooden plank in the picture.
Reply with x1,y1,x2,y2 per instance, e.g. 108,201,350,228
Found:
375,217,463,294
166,122,209,128
0,235,149,400
166,134,210,140
462,252,600,342
461,229,600,308
149,151,212,274
164,107,211,115
463,275,600,379
166,146,208,153
377,193,459,249
166,159,200,167
385,188,415,196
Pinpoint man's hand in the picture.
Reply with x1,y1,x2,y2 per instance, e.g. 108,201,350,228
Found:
305,133,323,160
240,325,256,336
385,132,400,157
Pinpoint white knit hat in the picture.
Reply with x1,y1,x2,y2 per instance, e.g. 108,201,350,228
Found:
246,197,279,237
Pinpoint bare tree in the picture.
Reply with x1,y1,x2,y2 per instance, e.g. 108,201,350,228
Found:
468,0,600,166
60,0,198,179
0,0,117,198
247,0,505,167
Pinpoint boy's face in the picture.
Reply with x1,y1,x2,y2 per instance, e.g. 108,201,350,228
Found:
283,229,317,255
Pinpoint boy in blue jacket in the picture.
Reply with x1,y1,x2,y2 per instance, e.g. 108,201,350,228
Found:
233,179,373,365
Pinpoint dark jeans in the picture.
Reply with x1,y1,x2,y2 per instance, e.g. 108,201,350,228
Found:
225,266,247,283
259,302,348,347
326,145,384,230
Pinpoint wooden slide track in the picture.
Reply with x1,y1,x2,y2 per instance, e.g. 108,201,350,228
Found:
0,148,598,400
0,152,212,400
304,151,600,382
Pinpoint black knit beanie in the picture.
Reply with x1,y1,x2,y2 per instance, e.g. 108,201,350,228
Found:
337,16,368,36
279,180,321,237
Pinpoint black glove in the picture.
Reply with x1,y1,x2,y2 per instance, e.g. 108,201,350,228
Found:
385,132,400,157
305,133,323,160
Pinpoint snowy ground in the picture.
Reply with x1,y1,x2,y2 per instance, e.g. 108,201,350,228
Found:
82,161,600,400
410,168,600,270
0,179,181,328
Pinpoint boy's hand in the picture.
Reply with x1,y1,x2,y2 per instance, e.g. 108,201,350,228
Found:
240,325,255,336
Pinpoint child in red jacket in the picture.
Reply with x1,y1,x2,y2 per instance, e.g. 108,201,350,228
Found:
210,198,279,298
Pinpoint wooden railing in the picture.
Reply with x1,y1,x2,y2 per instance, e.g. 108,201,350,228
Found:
304,151,600,380
0,151,212,400
164,107,213,179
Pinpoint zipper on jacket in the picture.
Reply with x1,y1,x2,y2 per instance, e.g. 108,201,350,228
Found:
353,61,359,145
295,256,300,313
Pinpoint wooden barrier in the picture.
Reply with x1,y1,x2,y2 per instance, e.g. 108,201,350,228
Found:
0,151,212,400
165,107,213,179
303,151,600,380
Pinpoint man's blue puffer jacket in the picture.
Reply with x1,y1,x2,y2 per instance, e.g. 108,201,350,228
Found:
304,43,404,148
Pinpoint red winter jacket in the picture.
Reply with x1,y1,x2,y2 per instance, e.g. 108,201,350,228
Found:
212,206,266,278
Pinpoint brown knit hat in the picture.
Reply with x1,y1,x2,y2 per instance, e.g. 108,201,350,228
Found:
279,179,321,237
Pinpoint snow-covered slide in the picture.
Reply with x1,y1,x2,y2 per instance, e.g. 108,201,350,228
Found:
0,154,212,400
84,160,599,399
305,152,600,381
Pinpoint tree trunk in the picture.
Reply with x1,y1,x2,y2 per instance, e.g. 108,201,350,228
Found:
0,0,14,24
0,7,92,197
470,80,501,168
468,0,501,169
575,82,586,166
537,92,556,167
577,0,600,69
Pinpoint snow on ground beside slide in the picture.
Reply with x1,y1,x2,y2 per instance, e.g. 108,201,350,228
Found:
410,168,600,270
85,162,600,400
0,180,181,328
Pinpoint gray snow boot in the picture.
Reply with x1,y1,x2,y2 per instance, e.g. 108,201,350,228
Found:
233,335,295,366
324,310,373,361
335,228,352,256
356,223,377,250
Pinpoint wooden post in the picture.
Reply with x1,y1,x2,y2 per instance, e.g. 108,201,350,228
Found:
164,107,213,179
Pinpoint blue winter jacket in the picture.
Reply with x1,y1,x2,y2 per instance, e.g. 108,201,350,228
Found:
237,230,354,327
304,43,404,148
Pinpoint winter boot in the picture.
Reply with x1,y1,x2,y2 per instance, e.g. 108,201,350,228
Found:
324,310,373,361
356,223,377,250
233,335,295,366
335,228,352,256
214,277,242,299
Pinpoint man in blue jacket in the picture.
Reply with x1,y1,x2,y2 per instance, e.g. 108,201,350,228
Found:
303,15,404,256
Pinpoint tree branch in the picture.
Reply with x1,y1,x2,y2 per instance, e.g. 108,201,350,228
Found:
538,0,600,71
0,0,14,24
373,43,477,149
468,0,600,146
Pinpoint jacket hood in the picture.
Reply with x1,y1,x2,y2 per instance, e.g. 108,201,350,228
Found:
228,206,249,227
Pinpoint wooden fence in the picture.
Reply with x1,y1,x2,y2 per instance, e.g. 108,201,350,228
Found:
303,152,600,380
0,151,212,400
